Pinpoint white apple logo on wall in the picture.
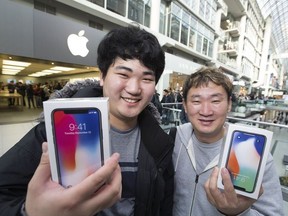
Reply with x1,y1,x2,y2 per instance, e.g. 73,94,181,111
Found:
67,30,89,57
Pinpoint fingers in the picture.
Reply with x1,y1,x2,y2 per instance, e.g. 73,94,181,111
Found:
29,142,52,187
221,168,237,200
71,153,121,201
85,164,122,214
204,167,219,206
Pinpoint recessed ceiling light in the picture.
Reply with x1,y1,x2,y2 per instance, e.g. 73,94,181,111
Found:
3,65,25,70
51,66,75,71
3,60,31,67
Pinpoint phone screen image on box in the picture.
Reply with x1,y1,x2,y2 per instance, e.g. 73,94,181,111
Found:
226,130,266,193
52,108,103,188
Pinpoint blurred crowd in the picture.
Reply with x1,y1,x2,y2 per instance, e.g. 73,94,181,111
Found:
0,80,67,108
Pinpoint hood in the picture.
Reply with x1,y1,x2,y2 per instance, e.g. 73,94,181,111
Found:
177,123,194,147
38,78,161,123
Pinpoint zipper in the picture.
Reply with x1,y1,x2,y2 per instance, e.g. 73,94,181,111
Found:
189,174,199,215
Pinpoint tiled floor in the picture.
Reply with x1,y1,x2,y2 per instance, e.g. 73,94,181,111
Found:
0,101,287,215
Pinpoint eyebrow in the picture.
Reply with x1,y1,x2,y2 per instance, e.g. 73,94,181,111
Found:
115,65,155,76
191,93,225,98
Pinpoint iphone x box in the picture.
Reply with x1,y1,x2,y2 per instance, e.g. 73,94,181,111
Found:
217,123,273,199
43,98,110,188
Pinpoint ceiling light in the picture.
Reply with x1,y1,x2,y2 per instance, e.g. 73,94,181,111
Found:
2,71,19,75
28,74,41,77
2,68,22,73
51,66,75,71
42,69,60,73
3,65,25,70
3,60,31,67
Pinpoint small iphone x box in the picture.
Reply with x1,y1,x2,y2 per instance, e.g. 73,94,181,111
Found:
217,123,273,199
43,98,110,188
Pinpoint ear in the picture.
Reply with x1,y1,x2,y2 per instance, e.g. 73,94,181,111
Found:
99,72,104,86
183,101,188,113
228,97,232,112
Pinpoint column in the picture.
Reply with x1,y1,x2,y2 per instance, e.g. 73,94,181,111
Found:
150,0,161,32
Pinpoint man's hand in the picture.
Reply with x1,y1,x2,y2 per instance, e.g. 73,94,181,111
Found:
25,142,121,216
204,167,262,215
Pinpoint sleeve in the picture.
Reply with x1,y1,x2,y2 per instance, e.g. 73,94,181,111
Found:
0,123,46,216
240,153,285,216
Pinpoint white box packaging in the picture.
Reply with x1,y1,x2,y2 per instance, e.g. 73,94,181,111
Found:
43,98,110,188
217,123,273,199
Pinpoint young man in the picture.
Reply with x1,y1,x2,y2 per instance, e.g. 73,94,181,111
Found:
173,67,284,215
0,26,174,216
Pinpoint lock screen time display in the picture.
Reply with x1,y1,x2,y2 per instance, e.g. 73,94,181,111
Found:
226,130,266,193
52,108,103,188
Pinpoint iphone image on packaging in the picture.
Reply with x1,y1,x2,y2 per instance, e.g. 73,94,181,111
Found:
52,108,103,188
225,130,266,193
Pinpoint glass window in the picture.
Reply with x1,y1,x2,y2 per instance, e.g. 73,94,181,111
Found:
144,0,151,27
189,29,196,49
181,21,189,45
128,0,144,24
196,34,202,52
159,3,166,34
205,3,211,24
87,0,104,7
170,14,180,41
202,38,208,55
199,0,205,18
190,15,197,30
181,10,189,45
208,41,213,57
107,0,126,16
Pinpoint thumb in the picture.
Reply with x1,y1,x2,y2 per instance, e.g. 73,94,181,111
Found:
32,142,52,182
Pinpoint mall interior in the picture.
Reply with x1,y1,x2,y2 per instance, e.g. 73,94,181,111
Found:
0,0,288,214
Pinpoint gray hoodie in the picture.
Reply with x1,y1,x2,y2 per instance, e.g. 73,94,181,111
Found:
173,123,284,216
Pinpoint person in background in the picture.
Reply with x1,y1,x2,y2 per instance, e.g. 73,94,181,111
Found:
7,80,16,106
26,84,36,109
0,25,174,216
179,105,189,124
151,89,162,116
161,89,174,125
173,67,284,215
34,83,42,108
16,81,27,107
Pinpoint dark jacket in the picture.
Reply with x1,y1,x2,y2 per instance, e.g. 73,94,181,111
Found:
0,79,174,216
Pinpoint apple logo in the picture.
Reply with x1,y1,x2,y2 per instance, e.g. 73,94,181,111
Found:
67,30,89,57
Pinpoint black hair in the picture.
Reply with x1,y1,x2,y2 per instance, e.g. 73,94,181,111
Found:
183,67,233,102
97,25,165,84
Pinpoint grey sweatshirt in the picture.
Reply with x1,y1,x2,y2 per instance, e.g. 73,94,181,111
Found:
173,123,284,216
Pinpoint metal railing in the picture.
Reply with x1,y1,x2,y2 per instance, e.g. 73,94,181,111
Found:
160,102,288,202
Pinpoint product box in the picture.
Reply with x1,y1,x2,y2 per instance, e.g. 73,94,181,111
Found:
43,98,110,188
217,123,273,199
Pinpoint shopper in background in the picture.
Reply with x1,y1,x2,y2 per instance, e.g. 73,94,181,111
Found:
161,88,174,125
0,25,174,216
173,67,284,215
7,80,16,106
26,84,36,109
16,81,26,107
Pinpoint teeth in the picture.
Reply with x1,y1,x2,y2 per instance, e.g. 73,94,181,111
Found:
123,98,138,103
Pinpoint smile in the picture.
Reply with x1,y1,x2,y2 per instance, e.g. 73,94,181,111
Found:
122,97,140,103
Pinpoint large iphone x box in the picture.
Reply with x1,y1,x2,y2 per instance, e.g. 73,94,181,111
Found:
217,123,273,199
43,98,110,188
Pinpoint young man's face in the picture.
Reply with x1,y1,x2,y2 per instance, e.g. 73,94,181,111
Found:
100,57,156,130
184,82,231,143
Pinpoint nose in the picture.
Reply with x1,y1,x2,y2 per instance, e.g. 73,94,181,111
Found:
126,78,141,95
199,102,213,116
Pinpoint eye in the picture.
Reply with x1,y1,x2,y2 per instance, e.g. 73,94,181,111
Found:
192,100,200,105
143,77,155,82
117,73,129,78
